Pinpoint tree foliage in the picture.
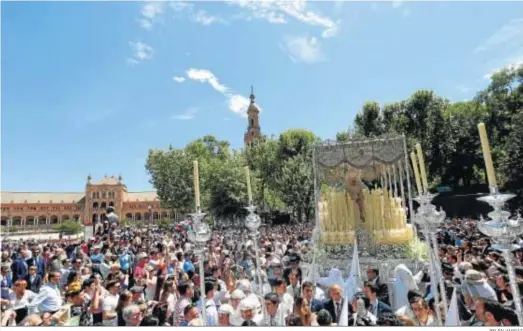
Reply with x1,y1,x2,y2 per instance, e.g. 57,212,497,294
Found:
146,129,318,223
54,220,82,235
338,64,523,206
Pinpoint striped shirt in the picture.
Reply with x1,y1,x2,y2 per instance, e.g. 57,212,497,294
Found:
173,296,191,326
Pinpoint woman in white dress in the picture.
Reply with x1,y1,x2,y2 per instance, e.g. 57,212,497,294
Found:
6,280,36,324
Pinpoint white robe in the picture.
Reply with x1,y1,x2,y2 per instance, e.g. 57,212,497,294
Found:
318,268,344,289
392,264,419,311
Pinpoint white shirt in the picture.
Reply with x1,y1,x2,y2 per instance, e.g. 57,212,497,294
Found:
8,290,36,311
280,292,294,318
166,292,177,315
229,307,243,326
395,305,415,320
205,299,219,326
103,293,119,326
28,283,62,313
145,276,157,301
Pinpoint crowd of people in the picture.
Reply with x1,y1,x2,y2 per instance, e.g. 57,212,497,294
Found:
1,209,522,327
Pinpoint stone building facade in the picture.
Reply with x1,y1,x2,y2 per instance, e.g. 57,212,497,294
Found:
1,175,179,228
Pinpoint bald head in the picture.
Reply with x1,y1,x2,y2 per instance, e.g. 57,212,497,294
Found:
329,285,342,302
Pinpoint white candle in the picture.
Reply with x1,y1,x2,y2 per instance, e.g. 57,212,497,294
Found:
410,151,423,195
477,123,497,189
415,143,429,193
245,166,253,205
193,160,200,210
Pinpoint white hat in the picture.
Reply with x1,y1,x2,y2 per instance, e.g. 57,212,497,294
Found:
137,252,148,259
237,279,251,292
231,289,246,300
218,304,234,315
270,258,281,267
239,298,256,311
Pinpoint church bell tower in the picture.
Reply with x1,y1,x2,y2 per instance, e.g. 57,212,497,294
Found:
244,86,261,145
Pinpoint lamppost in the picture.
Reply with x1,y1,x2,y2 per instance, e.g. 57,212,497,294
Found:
243,166,264,295
187,211,211,326
413,192,447,326
477,193,523,326
245,205,264,296
411,144,447,326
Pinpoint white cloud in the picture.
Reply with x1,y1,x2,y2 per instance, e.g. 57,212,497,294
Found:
228,94,251,117
191,10,228,26
184,68,258,117
474,18,523,54
127,41,154,65
474,18,523,80
279,35,325,64
392,1,404,9
231,0,340,38
170,0,193,12
138,1,165,30
186,68,228,93
171,107,198,121
173,76,186,83
483,60,523,80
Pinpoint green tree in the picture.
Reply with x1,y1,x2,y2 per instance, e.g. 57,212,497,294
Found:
244,136,279,210
441,101,488,187
275,152,315,222
504,112,523,207
146,148,195,214
274,129,318,222
354,101,383,137
54,220,82,236
207,154,248,219
157,218,172,230
278,129,318,159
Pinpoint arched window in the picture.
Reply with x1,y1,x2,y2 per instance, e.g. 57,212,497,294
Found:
250,118,254,127
93,202,99,209
102,192,106,199
109,201,114,207
101,202,107,209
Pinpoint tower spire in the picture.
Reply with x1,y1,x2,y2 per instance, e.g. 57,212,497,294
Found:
250,85,255,103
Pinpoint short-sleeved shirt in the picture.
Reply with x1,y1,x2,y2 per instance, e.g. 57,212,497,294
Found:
103,293,119,326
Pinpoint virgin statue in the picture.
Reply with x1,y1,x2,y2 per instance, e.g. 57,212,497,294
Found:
345,167,368,225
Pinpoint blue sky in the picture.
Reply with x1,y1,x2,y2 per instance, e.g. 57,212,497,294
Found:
2,1,523,193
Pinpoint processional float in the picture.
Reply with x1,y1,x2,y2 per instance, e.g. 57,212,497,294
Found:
308,135,423,281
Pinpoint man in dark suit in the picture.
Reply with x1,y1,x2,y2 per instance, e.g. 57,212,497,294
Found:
25,266,43,293
366,267,390,305
363,282,392,318
28,247,46,278
323,284,350,324
11,250,29,281
301,281,324,313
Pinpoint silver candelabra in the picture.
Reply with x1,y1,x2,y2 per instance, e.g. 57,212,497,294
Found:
187,211,212,326
413,192,447,326
244,205,264,297
477,189,523,326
